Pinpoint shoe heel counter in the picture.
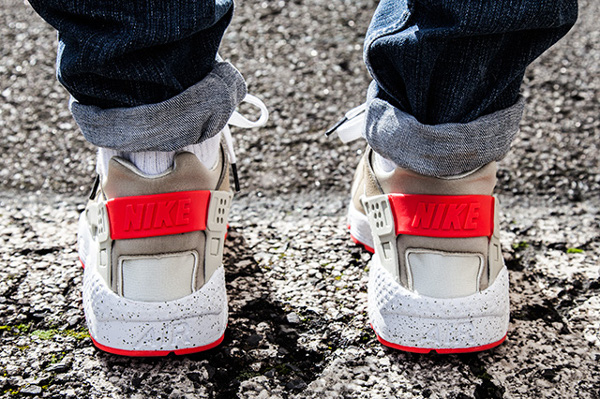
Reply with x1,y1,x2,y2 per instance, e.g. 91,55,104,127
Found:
113,190,232,301
204,191,232,280
365,194,504,298
362,195,400,282
80,188,232,302
119,252,198,301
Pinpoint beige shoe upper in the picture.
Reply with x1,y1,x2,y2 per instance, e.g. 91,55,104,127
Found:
352,147,504,297
84,147,231,301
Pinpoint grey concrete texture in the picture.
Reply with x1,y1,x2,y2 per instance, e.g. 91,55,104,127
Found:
0,0,598,398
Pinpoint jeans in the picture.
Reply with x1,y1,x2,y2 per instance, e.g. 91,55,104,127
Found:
364,0,577,175
29,0,577,175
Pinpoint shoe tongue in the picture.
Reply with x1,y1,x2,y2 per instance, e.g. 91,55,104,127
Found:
103,152,222,199
376,158,497,196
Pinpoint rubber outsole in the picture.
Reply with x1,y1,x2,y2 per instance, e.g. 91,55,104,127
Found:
81,255,228,357
350,218,507,354
90,332,225,357
349,231,374,253
372,325,506,354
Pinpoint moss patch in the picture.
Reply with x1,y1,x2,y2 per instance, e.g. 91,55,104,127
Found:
31,328,90,340
511,241,529,250
0,323,31,336
566,247,584,254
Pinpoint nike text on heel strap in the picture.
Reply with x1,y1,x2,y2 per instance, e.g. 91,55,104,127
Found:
107,191,209,239
363,194,495,239
387,194,494,238
104,190,231,239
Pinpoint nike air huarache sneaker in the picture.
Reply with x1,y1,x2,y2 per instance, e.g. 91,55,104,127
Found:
327,104,509,353
78,149,232,356
77,94,268,356
349,147,509,353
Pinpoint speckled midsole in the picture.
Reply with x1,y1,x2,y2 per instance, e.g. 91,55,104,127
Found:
82,264,228,352
368,258,510,349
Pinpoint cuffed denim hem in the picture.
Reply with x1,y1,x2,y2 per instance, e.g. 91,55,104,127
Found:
364,83,525,177
70,62,247,151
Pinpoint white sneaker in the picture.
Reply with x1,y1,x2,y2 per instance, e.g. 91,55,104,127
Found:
78,94,268,356
328,105,509,353
349,147,509,353
78,150,232,356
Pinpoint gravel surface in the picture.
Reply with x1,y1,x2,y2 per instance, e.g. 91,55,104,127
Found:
1,0,599,398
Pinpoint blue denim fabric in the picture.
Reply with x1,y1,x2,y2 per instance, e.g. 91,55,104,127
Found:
363,0,577,175
30,0,577,174
364,0,578,125
70,62,247,151
28,0,234,108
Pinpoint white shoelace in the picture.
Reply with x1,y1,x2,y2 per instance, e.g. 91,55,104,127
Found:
325,103,367,143
223,93,269,190
325,102,399,173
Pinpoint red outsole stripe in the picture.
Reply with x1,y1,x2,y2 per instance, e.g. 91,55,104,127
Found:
347,224,374,253
372,325,506,354
90,333,225,357
350,233,374,253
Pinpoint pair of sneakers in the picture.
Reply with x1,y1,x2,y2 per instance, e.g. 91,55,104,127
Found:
77,100,509,356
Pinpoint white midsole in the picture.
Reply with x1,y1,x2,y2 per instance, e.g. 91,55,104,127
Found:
82,264,228,352
368,258,510,349
347,201,374,249
78,212,227,352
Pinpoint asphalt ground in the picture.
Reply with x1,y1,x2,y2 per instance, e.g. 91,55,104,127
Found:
0,0,599,398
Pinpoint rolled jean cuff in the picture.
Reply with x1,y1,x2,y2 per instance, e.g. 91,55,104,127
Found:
364,83,525,177
69,62,247,151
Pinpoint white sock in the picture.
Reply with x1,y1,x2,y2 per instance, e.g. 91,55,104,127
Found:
372,151,485,179
96,134,221,177
373,152,397,174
